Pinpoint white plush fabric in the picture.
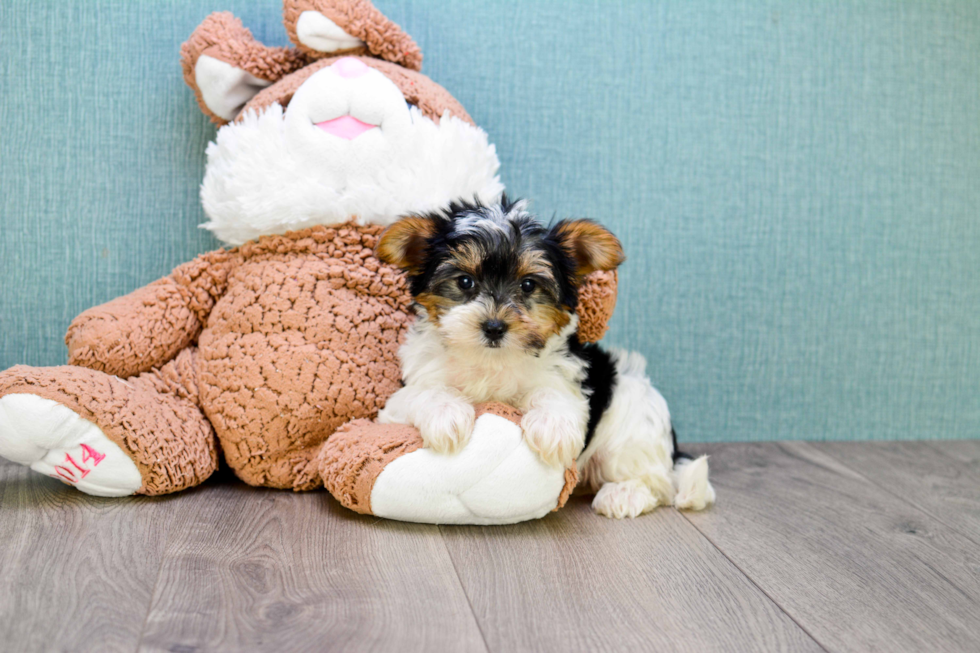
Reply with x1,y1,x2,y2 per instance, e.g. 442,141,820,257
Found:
0,394,142,497
370,413,567,525
295,11,365,52
200,64,503,245
194,55,272,122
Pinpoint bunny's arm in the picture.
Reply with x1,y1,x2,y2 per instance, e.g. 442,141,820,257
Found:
66,250,235,378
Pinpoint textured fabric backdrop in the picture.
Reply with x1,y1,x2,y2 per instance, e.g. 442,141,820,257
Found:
1,0,977,442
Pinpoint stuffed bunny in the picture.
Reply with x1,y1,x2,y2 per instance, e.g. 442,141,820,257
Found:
0,0,617,524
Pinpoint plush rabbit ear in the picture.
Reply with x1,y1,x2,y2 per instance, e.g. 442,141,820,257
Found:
181,12,310,124
283,0,423,71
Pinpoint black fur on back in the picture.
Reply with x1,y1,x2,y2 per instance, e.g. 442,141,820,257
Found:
672,428,692,463
566,336,617,449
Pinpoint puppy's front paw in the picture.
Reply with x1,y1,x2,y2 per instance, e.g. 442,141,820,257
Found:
416,398,475,455
521,408,584,468
592,480,660,519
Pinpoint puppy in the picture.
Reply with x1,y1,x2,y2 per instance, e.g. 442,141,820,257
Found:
376,199,715,517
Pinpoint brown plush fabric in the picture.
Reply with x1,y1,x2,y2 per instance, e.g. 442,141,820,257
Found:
474,401,523,426
317,418,423,514
59,224,414,492
66,250,233,379
66,278,203,378
0,360,218,496
189,225,413,490
180,12,312,125
283,0,423,71
554,466,580,512
241,55,473,126
576,270,619,344
135,347,206,406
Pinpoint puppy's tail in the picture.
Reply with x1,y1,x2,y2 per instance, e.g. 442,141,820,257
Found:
671,430,716,511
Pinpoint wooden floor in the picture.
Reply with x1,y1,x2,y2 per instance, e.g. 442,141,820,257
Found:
1,441,978,652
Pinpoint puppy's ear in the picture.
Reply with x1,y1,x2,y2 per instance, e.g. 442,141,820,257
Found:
377,216,440,273
550,220,625,277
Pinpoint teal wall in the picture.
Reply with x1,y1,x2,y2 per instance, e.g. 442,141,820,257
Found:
1,1,978,441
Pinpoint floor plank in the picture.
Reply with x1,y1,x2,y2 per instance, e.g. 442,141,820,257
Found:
6,440,980,653
927,440,980,468
812,441,980,545
440,495,823,653
684,441,980,653
137,471,487,653
0,460,176,653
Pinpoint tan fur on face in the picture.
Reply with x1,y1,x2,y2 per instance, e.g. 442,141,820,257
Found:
516,249,556,284
448,241,483,277
553,220,626,277
435,239,574,352
437,297,564,354
376,216,438,273
413,247,481,323
526,304,572,345
482,302,571,352
414,292,454,322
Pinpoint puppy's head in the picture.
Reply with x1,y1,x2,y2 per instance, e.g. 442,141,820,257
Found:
377,199,624,354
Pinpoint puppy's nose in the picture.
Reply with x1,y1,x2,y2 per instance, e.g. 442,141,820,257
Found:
481,319,508,343
333,57,369,79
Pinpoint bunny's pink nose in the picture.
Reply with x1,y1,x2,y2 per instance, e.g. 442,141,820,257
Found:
333,57,369,79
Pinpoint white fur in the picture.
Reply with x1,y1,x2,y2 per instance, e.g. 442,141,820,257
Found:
592,479,659,519
673,455,716,510
521,386,588,468
199,63,503,245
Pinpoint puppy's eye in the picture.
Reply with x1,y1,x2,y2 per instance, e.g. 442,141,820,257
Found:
457,275,475,291
520,278,536,294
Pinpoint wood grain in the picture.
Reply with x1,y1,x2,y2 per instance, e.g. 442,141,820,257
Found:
813,441,980,545
440,495,823,653
0,459,176,653
137,471,487,653
4,442,980,652
684,441,980,653
926,440,980,468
